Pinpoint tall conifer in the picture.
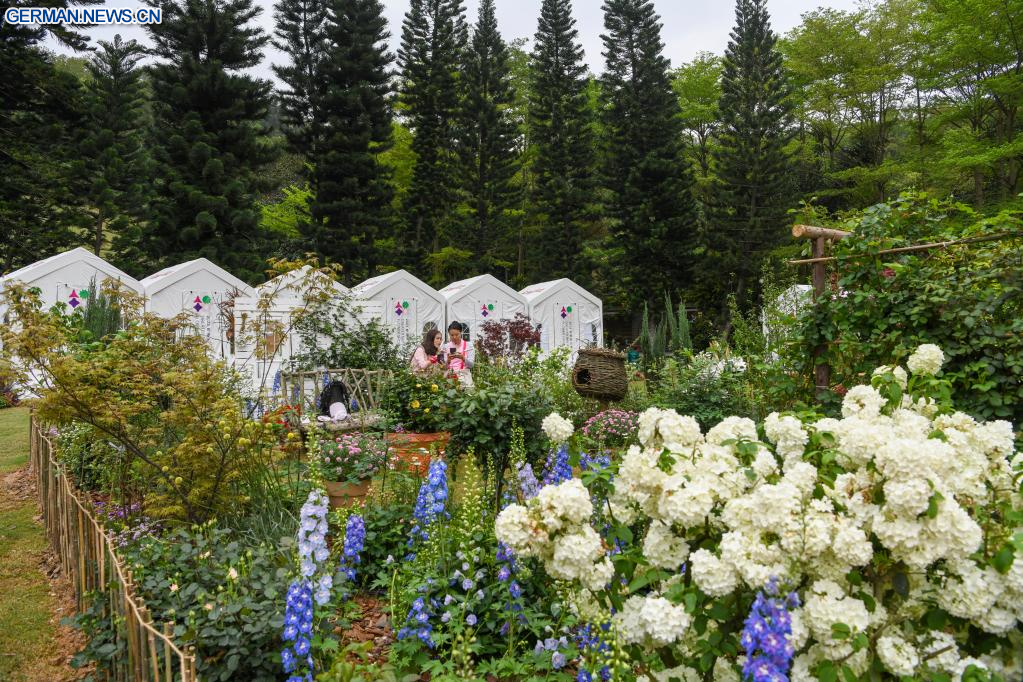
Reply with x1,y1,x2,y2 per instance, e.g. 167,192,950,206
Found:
397,0,467,264
80,35,152,266
309,0,395,282
145,0,276,280
528,0,595,283
599,0,699,308
460,0,521,270
272,0,328,156
708,0,794,311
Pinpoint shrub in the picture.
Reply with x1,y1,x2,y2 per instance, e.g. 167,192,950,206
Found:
496,345,1023,681
380,368,451,433
123,525,290,681
1,283,291,524
785,192,1023,423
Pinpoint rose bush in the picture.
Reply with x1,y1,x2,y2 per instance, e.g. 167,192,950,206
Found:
497,344,1023,681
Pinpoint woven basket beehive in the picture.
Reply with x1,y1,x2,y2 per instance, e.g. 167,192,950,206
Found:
572,348,628,401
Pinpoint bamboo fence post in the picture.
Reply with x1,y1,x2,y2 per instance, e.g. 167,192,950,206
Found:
162,621,174,681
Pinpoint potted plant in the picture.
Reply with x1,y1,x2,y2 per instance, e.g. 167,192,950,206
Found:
381,370,453,474
317,432,388,508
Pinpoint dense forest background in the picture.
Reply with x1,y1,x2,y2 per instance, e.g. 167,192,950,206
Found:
1,0,1021,335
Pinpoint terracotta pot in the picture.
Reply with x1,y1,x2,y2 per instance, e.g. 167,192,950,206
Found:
385,431,450,476
324,479,371,508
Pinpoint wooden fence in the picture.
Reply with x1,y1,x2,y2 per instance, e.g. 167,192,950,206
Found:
30,415,198,681
281,368,394,414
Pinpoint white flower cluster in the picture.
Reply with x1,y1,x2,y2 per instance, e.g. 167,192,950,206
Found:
906,343,944,375
541,412,574,443
499,345,1023,676
495,479,612,591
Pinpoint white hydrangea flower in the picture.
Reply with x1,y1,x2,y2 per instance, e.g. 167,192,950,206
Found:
802,580,869,658
642,520,690,570
711,658,740,682
613,595,690,647
541,412,574,443
639,407,703,452
495,504,537,555
763,412,808,458
877,634,919,676
831,520,872,567
690,548,738,597
706,416,758,446
841,385,887,419
907,343,944,375
872,364,908,389
549,526,604,582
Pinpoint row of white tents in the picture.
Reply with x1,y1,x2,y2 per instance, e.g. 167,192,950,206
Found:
0,248,604,388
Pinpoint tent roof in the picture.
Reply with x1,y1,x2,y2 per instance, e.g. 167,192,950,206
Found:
1,247,144,293
351,269,441,299
256,265,349,297
141,258,252,297
519,278,601,306
439,274,525,302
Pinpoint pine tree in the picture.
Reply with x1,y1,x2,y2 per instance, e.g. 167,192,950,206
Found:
272,0,328,156
528,0,595,283
599,0,699,309
79,35,152,266
144,0,276,281
308,0,395,283
707,0,794,313
0,2,97,272
460,0,521,270
397,0,467,265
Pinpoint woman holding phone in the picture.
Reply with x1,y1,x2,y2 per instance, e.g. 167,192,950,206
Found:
410,328,446,375
445,321,474,388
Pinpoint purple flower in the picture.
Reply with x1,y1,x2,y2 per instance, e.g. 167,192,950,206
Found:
466,614,477,626
552,651,566,669
741,579,798,681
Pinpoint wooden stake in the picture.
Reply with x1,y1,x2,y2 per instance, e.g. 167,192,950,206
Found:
791,224,852,240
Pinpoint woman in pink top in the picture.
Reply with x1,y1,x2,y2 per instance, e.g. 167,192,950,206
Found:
410,329,445,375
445,321,474,388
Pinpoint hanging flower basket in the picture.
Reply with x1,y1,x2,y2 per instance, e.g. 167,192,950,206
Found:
572,348,628,401
385,431,449,476
323,479,371,509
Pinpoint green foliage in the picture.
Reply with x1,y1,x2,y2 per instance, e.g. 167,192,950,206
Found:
73,278,123,344
672,51,722,181
288,295,405,372
142,0,277,281
439,380,551,474
78,35,151,265
397,0,468,266
704,0,794,317
2,285,292,524
380,369,448,432
459,0,522,271
599,0,700,310
647,355,756,430
639,294,693,367
261,184,312,238
122,525,290,681
309,0,396,283
528,0,597,284
316,642,406,682
64,589,126,675
784,193,1023,423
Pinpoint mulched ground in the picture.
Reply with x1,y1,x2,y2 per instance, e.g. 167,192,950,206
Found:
335,594,395,664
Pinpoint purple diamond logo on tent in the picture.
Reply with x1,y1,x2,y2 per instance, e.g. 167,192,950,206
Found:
480,304,489,318
193,295,203,312
560,306,568,319
68,290,81,308
394,301,404,316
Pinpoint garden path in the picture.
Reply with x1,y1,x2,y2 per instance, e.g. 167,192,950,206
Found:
0,407,85,681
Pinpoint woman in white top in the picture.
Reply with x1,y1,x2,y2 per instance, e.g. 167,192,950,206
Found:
410,329,445,375
445,321,474,388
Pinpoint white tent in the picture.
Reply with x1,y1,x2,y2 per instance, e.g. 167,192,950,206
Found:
141,258,253,358
520,278,603,351
255,265,350,301
0,247,144,323
439,274,527,343
351,269,445,352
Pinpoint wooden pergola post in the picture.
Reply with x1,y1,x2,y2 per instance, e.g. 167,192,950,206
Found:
790,225,851,399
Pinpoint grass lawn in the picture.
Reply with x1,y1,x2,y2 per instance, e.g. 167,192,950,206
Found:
0,406,31,473
0,406,77,681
